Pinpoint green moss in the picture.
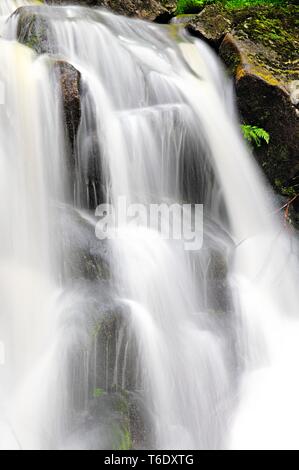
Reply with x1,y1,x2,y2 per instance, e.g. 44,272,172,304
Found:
17,12,51,55
176,0,292,14
221,4,299,82
112,391,133,450
176,0,214,14
93,387,105,398
116,426,133,450
275,179,297,198
225,0,288,9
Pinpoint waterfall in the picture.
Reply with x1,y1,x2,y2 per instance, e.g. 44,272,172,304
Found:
0,3,298,450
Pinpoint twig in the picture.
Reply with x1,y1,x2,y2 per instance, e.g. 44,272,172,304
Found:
273,194,298,228
274,194,299,215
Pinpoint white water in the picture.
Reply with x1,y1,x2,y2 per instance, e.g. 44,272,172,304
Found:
0,0,38,31
0,36,68,448
0,2,298,450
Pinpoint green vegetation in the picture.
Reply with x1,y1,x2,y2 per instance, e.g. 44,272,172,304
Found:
225,0,288,9
241,125,270,147
176,0,291,14
176,1,213,15
93,387,105,398
275,179,297,198
116,426,133,450
113,392,133,450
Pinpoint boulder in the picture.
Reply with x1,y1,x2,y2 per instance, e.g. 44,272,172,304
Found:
53,61,81,150
45,0,177,21
16,6,54,54
173,4,232,48
15,7,81,148
218,5,299,201
178,3,298,220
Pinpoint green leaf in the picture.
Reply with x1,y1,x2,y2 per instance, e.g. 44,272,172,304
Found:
241,124,270,147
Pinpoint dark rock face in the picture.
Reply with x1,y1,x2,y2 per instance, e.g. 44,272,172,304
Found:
218,5,299,201
181,4,299,205
15,7,82,149
221,34,299,195
45,0,177,21
53,61,82,150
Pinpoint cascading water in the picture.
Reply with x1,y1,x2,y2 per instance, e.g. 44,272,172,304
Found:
0,39,67,450
0,2,298,450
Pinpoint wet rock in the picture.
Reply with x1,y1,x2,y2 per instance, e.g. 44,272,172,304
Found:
176,4,299,205
15,7,82,150
67,304,151,448
15,6,54,54
59,205,111,281
219,5,299,200
53,61,82,150
76,131,106,209
45,0,177,21
91,309,140,393
177,4,232,48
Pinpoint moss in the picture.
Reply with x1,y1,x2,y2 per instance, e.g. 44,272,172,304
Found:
275,179,297,198
176,0,293,15
225,0,289,9
112,423,133,450
93,387,105,398
17,9,54,55
113,391,133,450
176,0,211,15
231,5,299,81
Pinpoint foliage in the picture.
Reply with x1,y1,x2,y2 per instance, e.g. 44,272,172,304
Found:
275,179,297,198
176,0,214,15
241,125,270,147
176,0,290,14
225,0,288,9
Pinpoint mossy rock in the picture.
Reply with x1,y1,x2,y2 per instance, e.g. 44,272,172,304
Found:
90,308,140,393
181,3,298,220
215,5,299,206
178,4,233,47
15,6,55,54
226,4,299,83
81,390,151,449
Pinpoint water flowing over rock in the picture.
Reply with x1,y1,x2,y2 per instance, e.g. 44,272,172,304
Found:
54,61,81,149
45,0,177,20
14,7,82,151
0,0,299,451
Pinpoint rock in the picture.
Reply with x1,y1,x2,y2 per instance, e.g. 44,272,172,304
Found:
15,6,54,54
175,4,232,48
53,61,81,150
14,7,81,149
179,3,298,220
59,205,111,280
45,0,177,21
218,5,299,201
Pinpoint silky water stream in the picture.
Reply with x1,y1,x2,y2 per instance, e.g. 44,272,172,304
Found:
0,2,298,450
